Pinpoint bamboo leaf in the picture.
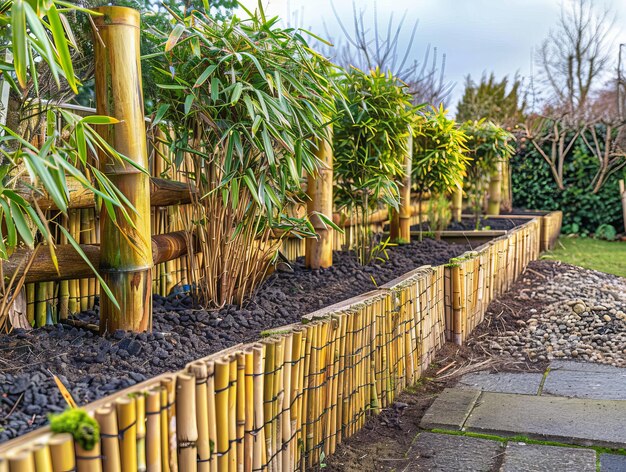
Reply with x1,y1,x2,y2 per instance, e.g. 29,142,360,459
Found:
47,4,78,93
11,0,27,88
165,23,185,52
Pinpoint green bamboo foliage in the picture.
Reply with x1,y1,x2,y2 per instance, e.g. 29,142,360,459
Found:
149,4,339,306
333,68,414,264
412,105,469,233
461,120,515,225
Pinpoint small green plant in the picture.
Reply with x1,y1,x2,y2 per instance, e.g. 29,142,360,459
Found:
49,409,100,451
334,67,414,264
595,223,617,241
427,193,452,239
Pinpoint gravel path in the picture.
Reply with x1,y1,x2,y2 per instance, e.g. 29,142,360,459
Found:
472,260,626,366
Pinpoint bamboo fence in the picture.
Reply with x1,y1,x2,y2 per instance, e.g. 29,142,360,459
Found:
0,216,561,470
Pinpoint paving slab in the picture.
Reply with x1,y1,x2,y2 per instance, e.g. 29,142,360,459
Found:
457,371,543,395
419,388,480,430
600,453,626,472
406,432,502,471
500,443,596,472
543,369,626,400
465,391,626,448
550,360,623,374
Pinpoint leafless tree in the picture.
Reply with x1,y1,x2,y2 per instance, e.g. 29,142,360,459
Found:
537,0,615,116
323,1,453,106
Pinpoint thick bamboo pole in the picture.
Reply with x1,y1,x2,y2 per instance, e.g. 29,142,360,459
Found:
451,185,463,223
487,160,503,215
94,6,153,333
17,177,195,211
4,232,191,285
390,133,413,243
305,131,333,269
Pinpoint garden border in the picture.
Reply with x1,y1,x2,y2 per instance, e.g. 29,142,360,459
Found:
0,212,561,471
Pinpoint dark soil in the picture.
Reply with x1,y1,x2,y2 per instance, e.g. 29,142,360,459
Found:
325,260,562,471
0,238,467,444
412,216,530,232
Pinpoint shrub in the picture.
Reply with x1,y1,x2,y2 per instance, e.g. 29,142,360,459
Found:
412,105,469,198
512,137,626,235
461,120,515,226
333,67,414,264
151,5,338,305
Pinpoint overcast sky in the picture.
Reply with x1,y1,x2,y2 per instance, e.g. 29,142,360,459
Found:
237,0,626,115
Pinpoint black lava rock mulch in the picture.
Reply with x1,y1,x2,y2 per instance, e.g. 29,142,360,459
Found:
0,238,467,443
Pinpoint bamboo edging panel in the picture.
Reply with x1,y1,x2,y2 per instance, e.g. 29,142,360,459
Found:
0,216,559,470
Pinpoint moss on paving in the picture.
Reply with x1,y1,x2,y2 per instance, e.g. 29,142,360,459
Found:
541,237,626,278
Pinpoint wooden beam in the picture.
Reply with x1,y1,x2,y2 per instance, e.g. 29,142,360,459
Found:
3,231,193,285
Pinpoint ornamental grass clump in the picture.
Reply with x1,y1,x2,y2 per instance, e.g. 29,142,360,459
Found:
412,105,469,236
150,5,338,306
461,120,515,227
333,68,414,264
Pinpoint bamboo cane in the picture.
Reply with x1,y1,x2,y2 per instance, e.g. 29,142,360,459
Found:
251,346,265,471
205,361,218,472
26,284,34,326
262,342,274,470
189,362,210,472
76,441,103,472
305,131,333,269
175,374,197,472
96,406,122,472
79,208,89,312
116,397,138,472
390,133,413,243
289,331,303,466
160,376,177,472
451,185,463,223
236,353,246,472
159,386,170,472
228,356,238,472
87,210,97,308
94,6,153,333
281,335,292,472
214,359,230,471
48,433,75,472
145,388,162,472
272,338,285,472
32,443,53,472
34,284,46,327
487,160,503,215
6,449,34,472
243,350,254,472
136,394,146,472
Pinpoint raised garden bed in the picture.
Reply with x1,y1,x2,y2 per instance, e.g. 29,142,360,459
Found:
0,238,467,443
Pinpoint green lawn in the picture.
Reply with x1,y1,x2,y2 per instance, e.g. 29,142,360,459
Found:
542,237,626,278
